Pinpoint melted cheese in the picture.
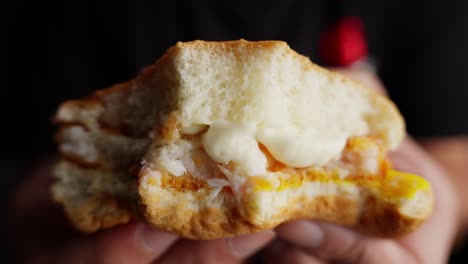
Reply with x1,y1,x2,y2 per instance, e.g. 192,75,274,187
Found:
250,170,430,199
199,121,348,175
202,121,268,176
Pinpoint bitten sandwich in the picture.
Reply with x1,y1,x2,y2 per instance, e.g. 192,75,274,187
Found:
52,40,432,239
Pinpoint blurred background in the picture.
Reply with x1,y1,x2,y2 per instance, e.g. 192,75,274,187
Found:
5,0,468,262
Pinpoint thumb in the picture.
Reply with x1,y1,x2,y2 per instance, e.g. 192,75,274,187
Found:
276,221,417,264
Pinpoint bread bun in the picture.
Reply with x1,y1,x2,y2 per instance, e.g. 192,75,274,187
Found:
52,40,432,239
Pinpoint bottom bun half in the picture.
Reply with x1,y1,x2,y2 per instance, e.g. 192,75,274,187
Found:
139,169,432,239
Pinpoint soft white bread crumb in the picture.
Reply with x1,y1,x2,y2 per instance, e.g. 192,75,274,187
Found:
169,40,404,149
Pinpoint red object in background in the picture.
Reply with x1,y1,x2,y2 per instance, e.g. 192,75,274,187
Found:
319,16,368,67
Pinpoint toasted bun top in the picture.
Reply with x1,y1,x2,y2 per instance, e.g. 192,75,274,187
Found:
57,40,404,149
133,40,404,172
151,40,404,150
55,40,405,172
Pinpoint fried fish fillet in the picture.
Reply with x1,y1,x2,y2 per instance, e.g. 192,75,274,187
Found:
52,40,432,239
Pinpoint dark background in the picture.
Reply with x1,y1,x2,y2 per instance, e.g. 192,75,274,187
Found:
5,0,468,262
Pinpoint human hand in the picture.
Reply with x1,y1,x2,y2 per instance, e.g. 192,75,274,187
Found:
7,160,274,264
261,68,459,264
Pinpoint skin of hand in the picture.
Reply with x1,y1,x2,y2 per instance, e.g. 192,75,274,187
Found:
261,66,461,264
420,136,468,240
7,160,275,264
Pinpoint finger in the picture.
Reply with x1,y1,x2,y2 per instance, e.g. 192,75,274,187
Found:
47,222,178,264
276,221,416,264
391,137,459,263
262,239,323,264
157,230,275,264
8,159,83,263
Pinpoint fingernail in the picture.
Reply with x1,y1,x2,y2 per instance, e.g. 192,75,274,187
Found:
226,230,275,257
139,223,178,252
277,221,324,249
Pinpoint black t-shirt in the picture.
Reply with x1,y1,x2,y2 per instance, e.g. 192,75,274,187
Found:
5,1,468,261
